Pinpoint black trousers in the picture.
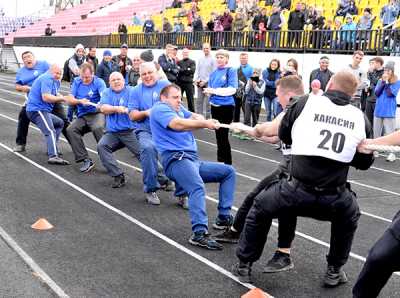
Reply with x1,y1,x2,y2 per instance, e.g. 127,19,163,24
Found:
178,82,195,112
233,95,244,123
365,100,375,131
244,102,261,127
233,167,297,249
16,103,70,145
236,179,360,267
211,105,234,165
353,211,400,298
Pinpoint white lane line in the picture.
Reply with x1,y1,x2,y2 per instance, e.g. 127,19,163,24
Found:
0,112,396,273
0,226,69,297
0,141,258,293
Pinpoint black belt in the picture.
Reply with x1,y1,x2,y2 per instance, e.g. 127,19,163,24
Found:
288,177,346,195
397,104,400,108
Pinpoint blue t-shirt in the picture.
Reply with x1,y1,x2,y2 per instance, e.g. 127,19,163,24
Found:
150,102,195,155
238,64,253,80
128,80,171,132
208,67,238,106
71,76,106,118
15,60,50,87
99,86,134,133
26,72,60,112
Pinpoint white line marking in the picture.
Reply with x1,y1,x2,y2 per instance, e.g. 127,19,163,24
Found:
0,141,258,292
0,226,69,297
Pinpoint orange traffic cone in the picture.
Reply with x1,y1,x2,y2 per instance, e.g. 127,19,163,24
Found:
241,288,271,298
31,218,54,230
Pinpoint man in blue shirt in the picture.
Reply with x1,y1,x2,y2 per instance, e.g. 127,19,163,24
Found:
66,63,107,173
150,84,236,250
14,51,49,152
128,62,173,205
233,52,253,124
97,72,141,188
26,64,71,165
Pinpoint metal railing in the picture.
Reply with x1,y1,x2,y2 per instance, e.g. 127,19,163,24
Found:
13,29,400,55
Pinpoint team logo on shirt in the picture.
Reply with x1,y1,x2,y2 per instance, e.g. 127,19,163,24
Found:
119,98,124,106
153,91,159,101
33,70,39,77
221,76,226,81
178,111,184,118
88,89,93,97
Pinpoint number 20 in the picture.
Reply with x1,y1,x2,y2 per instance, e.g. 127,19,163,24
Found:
317,130,345,153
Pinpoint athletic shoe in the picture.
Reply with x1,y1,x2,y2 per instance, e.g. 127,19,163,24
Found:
176,195,189,209
212,215,233,230
214,228,240,243
386,153,396,162
79,158,95,173
160,180,175,192
373,151,379,158
13,145,25,152
146,192,160,205
48,156,70,165
323,265,348,287
232,261,253,283
189,231,223,250
112,174,125,188
263,250,294,273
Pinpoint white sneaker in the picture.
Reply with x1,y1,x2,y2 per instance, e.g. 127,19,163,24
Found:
145,192,160,205
386,153,396,162
176,196,189,209
373,151,379,158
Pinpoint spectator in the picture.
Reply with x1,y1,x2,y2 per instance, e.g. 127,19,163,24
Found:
252,8,268,31
173,20,184,32
143,15,155,33
287,3,306,48
262,58,281,121
171,0,182,8
347,0,359,15
374,61,400,162
44,24,53,36
233,53,253,126
206,15,215,31
365,57,384,127
309,56,334,91
132,12,142,25
254,21,267,48
336,0,351,16
321,19,333,48
310,79,323,95
158,44,180,83
68,44,85,83
344,50,368,108
340,15,357,50
177,48,196,112
118,22,128,44
380,0,399,27
357,8,375,49
163,17,173,33
228,0,236,12
213,19,224,46
96,50,119,87
308,7,325,49
192,13,203,32
127,55,141,87
238,0,258,15
140,49,168,81
219,8,233,47
282,58,300,77
267,5,285,49
85,47,98,72
244,68,265,127
112,44,133,79
279,0,292,10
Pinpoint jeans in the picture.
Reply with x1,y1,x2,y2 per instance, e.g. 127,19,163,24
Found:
273,97,283,117
26,110,64,157
196,86,210,118
264,95,274,122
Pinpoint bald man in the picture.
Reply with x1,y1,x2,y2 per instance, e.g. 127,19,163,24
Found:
26,64,72,165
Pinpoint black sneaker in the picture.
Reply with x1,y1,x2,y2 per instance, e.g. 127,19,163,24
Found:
79,158,95,173
160,180,175,192
212,215,233,230
189,231,223,250
263,250,294,273
214,228,240,243
232,261,253,283
112,174,125,188
48,156,70,165
323,265,348,287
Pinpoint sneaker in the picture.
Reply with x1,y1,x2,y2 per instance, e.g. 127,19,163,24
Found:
13,145,25,152
160,180,175,192
212,215,233,230
386,153,396,162
112,174,125,188
373,151,379,158
263,250,294,273
323,265,348,287
146,192,160,205
176,195,189,209
79,158,95,173
214,228,240,243
189,231,223,250
48,156,70,165
231,261,253,283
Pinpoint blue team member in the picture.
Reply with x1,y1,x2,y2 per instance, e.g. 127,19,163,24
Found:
13,51,49,152
66,63,106,172
25,64,71,165
128,62,173,205
150,84,236,250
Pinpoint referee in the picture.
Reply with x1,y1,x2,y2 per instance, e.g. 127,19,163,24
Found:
232,71,374,286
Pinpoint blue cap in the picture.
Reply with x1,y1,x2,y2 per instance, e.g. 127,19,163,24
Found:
103,50,112,57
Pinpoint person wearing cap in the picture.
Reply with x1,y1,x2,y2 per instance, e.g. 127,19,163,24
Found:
158,44,180,84
243,68,265,127
373,60,400,162
204,49,238,165
139,50,168,81
112,44,132,78
96,50,119,87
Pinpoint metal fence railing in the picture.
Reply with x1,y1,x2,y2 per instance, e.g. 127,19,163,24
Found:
13,29,400,55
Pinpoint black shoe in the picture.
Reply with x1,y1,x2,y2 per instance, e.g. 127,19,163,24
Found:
112,174,125,188
214,228,240,243
13,144,26,152
232,261,253,283
263,250,294,273
48,156,70,165
189,231,223,250
79,158,95,173
212,214,233,230
160,180,175,192
323,265,348,287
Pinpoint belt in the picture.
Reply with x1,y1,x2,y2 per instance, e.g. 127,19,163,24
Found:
288,177,346,195
397,104,400,108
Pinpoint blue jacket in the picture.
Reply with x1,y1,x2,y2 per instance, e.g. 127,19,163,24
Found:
374,80,400,118
95,60,119,87
262,68,280,98
340,23,357,43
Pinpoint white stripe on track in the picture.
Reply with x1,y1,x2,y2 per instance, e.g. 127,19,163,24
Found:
0,141,259,293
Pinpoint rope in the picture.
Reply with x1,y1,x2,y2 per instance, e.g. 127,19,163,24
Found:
218,123,253,132
364,144,400,152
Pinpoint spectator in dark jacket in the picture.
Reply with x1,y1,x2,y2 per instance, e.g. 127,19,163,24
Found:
158,44,180,83
219,9,233,31
244,68,265,127
163,17,173,32
96,50,120,87
287,3,306,48
127,55,142,87
309,56,334,91
279,0,292,10
251,8,268,31
112,44,133,78
267,5,285,49
45,24,53,36
177,48,196,112
262,59,280,121
118,22,128,44
143,16,155,33
85,47,98,72
192,13,204,32
365,57,384,127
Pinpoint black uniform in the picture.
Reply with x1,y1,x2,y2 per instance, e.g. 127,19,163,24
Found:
236,91,374,270
177,58,196,112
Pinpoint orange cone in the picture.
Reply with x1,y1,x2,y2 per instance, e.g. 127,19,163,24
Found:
241,288,271,298
31,218,54,230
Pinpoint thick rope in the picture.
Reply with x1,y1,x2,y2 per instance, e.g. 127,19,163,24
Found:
364,145,400,153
